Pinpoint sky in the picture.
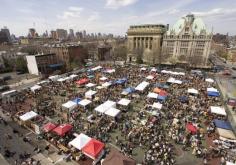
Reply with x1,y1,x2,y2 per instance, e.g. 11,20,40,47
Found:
0,0,236,36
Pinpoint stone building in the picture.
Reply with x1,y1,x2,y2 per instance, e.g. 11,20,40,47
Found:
162,14,212,68
50,43,88,69
127,24,166,64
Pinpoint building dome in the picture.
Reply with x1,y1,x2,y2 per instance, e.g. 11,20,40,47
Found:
166,14,211,35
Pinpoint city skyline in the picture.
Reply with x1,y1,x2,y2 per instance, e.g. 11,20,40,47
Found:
1,0,236,36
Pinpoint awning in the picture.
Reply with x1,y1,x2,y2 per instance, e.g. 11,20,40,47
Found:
205,78,214,83
91,66,102,71
146,75,154,80
85,90,97,98
102,82,112,87
147,92,158,99
115,78,127,85
100,77,108,81
19,111,38,121
76,78,89,85
157,95,167,101
86,83,96,88
79,99,92,107
207,87,218,92
135,81,149,91
208,91,220,97
117,98,131,106
217,128,236,140
152,102,162,109
210,106,227,116
62,101,77,110
187,88,199,95
105,107,121,117
122,87,135,95
30,85,41,92
69,133,91,150
186,123,197,134
43,122,57,132
72,98,82,105
214,119,232,130
82,139,104,159
53,124,73,136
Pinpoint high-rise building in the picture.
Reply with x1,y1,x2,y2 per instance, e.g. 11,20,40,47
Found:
69,29,75,39
82,30,87,38
1,27,11,43
127,24,166,64
56,29,67,40
29,28,36,38
162,14,212,68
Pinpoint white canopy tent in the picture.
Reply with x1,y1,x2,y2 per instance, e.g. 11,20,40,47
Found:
69,74,78,79
37,80,49,85
1,90,17,97
79,99,92,107
187,88,199,94
94,104,108,113
140,67,147,71
105,107,121,117
57,78,66,82
95,100,116,113
152,102,163,109
62,101,77,110
117,98,131,106
207,87,218,92
19,111,38,121
226,162,236,165
147,92,158,99
167,77,182,84
146,75,154,80
210,106,227,116
102,82,112,88
100,77,108,81
135,81,149,91
161,70,185,76
30,85,41,92
86,83,96,88
49,75,60,81
151,68,157,72
205,78,214,83
96,86,104,90
91,66,102,71
106,69,115,73
85,90,97,99
69,133,91,150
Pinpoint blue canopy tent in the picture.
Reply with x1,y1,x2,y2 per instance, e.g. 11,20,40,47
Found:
214,119,232,130
154,83,169,89
157,95,167,101
115,78,127,85
87,75,94,79
123,87,135,94
72,97,82,105
179,96,188,103
208,91,220,97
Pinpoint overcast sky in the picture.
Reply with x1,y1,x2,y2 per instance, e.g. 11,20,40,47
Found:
0,0,236,36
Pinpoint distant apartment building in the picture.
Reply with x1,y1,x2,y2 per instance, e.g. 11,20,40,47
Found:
28,28,38,38
50,44,88,69
227,47,236,62
56,29,67,40
1,27,11,43
26,53,63,75
162,14,213,68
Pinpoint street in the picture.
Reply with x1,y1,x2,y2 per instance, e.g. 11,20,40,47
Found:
0,108,76,165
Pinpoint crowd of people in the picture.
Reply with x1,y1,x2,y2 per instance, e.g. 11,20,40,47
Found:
1,64,236,165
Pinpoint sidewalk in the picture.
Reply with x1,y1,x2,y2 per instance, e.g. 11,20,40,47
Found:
215,77,236,133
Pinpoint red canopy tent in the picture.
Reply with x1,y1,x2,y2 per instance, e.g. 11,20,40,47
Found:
159,90,168,96
76,78,89,85
53,124,73,136
43,122,57,132
186,123,197,134
82,139,105,159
